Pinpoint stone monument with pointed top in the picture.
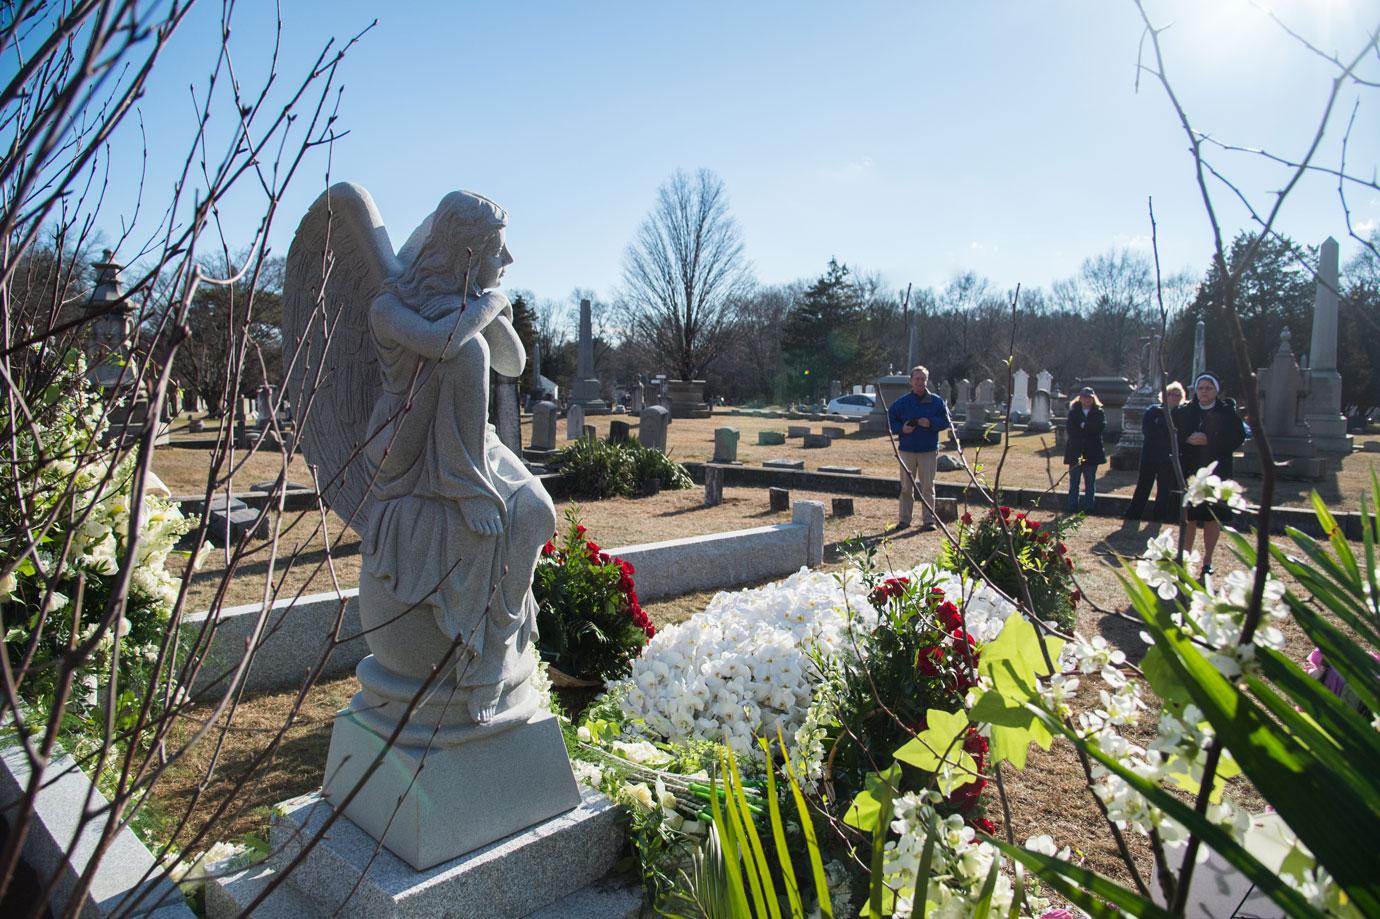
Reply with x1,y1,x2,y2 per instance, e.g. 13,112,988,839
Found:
1009,368,1031,421
1301,237,1352,458
568,297,609,414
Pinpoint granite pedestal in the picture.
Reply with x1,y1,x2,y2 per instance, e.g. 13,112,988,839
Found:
207,787,629,919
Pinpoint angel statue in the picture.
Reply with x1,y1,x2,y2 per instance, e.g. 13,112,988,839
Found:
283,184,557,735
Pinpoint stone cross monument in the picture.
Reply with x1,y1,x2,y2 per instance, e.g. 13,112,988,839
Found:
568,297,609,414
1301,237,1352,457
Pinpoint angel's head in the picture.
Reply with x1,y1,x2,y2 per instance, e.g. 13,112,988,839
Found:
394,191,511,304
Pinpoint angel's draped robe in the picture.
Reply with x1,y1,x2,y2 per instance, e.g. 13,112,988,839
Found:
358,290,554,692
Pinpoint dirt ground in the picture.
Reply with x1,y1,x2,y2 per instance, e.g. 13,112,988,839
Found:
153,409,1380,506
150,496,1313,891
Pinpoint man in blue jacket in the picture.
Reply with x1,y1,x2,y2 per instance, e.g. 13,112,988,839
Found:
888,365,951,530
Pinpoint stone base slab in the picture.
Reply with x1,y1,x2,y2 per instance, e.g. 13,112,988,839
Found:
207,787,627,919
322,710,582,870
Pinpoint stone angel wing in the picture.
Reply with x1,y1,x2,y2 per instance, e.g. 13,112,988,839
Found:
282,182,401,536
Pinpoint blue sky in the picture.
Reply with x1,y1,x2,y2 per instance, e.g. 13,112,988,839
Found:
79,0,1380,303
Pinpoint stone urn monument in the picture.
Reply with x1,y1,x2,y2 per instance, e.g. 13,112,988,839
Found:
282,184,581,872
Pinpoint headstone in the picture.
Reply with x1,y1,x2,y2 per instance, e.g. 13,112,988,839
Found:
639,405,670,453
531,401,558,451
939,380,953,404
531,339,543,389
975,379,995,405
1028,389,1053,433
255,385,276,428
188,417,206,433
1009,369,1031,419
1191,319,1207,384
768,487,790,512
787,425,811,438
712,427,740,463
861,373,910,434
1241,328,1324,479
1112,338,1158,470
641,477,662,496
568,298,610,414
763,458,805,470
821,426,846,439
566,403,585,440
937,454,963,472
582,424,596,441
829,380,842,400
819,465,862,475
934,497,959,522
1076,376,1133,438
83,250,135,391
665,378,711,418
954,379,972,420
1036,370,1053,396
1301,237,1353,458
802,433,832,448
832,497,854,517
758,431,786,446
608,420,631,442
704,465,724,506
494,376,521,455
630,381,645,414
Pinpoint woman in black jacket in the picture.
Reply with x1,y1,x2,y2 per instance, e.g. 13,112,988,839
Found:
1064,386,1106,513
1173,372,1247,574
1124,381,1185,522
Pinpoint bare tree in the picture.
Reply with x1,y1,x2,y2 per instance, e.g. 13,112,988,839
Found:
619,169,754,382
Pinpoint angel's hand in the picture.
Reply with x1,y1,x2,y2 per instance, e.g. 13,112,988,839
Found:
472,289,511,315
459,498,502,536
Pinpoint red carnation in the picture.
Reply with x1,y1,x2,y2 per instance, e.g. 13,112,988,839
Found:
937,601,963,631
973,817,996,835
960,512,973,525
999,506,1011,518
575,524,587,537
541,540,556,556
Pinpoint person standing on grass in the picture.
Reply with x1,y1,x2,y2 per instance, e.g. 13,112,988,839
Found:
1064,386,1106,514
1124,381,1185,523
1174,371,1246,576
888,365,951,531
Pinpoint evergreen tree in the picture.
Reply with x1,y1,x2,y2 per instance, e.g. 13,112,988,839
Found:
782,259,875,401
1168,232,1313,395
507,292,538,391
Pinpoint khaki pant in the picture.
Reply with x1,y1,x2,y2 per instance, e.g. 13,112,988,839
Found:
898,450,939,525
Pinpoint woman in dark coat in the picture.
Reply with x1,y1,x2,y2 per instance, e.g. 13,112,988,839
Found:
1124,381,1185,522
1064,386,1106,513
1173,372,1246,574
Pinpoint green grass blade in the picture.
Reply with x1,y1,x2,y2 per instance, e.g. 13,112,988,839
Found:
1006,861,1027,919
708,758,752,917
992,840,1173,918
914,811,937,918
972,858,1001,919
866,769,897,919
727,746,781,919
777,729,833,919
1254,648,1380,765
1119,605,1379,914
1288,596,1380,714
758,738,804,918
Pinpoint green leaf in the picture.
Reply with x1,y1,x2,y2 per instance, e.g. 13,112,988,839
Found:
968,661,1053,769
1140,645,1192,706
844,764,902,834
866,767,897,919
971,858,1001,919
727,748,780,919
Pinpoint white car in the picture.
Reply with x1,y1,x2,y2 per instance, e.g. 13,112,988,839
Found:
826,393,877,417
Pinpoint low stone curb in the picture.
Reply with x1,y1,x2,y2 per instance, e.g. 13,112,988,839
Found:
0,747,193,918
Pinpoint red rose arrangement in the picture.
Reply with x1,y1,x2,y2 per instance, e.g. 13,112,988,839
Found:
534,511,653,683
942,504,1082,630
